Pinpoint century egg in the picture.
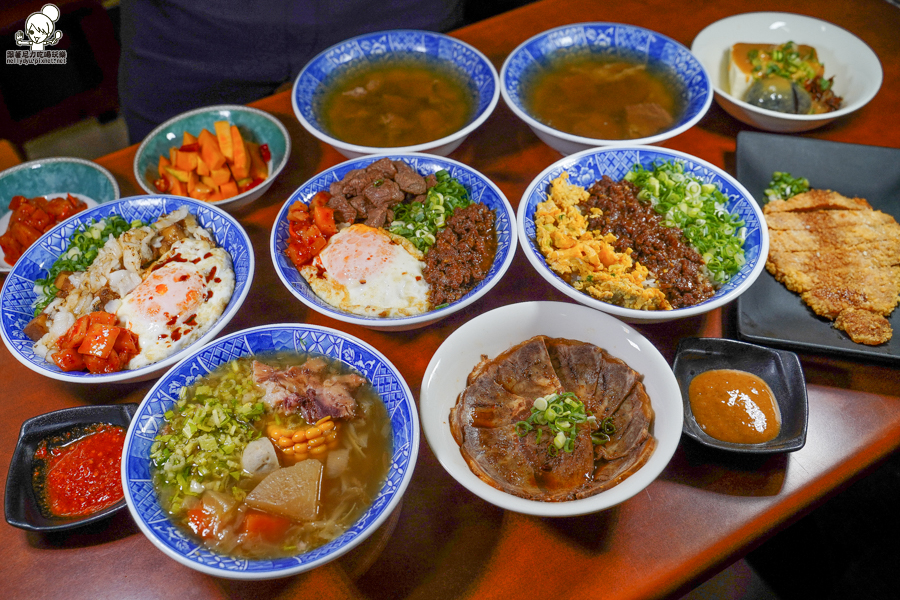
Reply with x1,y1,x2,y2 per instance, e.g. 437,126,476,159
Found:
522,51,685,140
317,54,475,148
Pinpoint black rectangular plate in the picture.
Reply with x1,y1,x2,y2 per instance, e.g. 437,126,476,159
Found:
735,131,900,364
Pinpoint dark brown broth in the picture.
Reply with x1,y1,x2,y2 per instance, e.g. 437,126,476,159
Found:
524,52,684,140
319,56,474,147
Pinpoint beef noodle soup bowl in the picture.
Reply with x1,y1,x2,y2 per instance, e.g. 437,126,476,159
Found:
292,30,499,159
122,324,418,579
501,23,712,156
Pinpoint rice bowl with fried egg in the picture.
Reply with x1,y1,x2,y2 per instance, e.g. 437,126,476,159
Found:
301,224,429,318
271,154,517,331
28,207,235,373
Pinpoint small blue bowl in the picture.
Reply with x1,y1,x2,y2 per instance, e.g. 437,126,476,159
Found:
518,146,768,323
501,22,713,155
0,157,120,270
271,153,517,331
0,195,255,383
133,104,291,212
292,29,499,158
122,323,419,579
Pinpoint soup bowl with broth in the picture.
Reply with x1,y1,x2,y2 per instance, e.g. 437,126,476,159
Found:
123,323,419,579
501,23,712,155
293,30,499,159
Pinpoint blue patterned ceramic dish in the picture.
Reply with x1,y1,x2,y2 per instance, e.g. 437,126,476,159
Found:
0,196,255,383
0,157,120,270
292,30,499,159
501,23,712,155
133,105,290,212
271,153,516,331
517,146,768,324
122,323,419,579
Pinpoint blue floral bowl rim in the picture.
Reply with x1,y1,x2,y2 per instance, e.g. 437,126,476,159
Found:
121,322,419,579
516,144,769,321
270,151,517,327
500,21,713,146
291,29,500,155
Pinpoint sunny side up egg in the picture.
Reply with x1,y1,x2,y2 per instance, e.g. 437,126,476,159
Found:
300,224,430,317
116,237,234,369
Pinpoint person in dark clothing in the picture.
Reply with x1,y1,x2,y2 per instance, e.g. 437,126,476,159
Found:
117,0,464,143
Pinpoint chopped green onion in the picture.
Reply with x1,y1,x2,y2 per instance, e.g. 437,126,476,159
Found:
514,392,615,455
33,215,145,315
624,160,747,285
764,171,810,202
388,169,471,252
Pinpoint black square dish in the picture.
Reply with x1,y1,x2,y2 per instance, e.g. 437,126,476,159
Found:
735,131,900,364
673,338,808,453
5,403,138,532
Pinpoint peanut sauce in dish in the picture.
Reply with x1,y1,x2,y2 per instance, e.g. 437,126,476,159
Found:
688,369,781,444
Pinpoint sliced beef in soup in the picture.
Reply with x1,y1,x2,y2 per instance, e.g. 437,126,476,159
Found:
452,335,655,502
252,358,365,421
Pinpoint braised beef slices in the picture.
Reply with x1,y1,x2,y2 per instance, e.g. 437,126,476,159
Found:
450,336,656,501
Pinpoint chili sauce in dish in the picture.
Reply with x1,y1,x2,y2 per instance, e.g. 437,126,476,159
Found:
319,56,475,148
32,423,126,518
688,369,781,444
523,52,684,140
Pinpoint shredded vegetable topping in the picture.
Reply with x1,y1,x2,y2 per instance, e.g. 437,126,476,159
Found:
389,169,471,251
33,215,144,315
515,392,614,455
624,161,747,285
150,360,266,514
764,171,810,202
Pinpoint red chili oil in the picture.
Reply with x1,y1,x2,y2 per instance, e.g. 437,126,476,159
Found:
32,423,126,518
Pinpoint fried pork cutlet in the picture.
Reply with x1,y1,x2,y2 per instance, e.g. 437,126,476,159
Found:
764,189,900,345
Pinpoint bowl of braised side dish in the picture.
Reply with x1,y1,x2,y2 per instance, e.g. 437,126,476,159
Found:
501,22,712,156
518,146,767,324
292,29,499,158
0,157,120,271
133,104,291,212
123,323,418,579
271,153,516,331
420,301,682,516
691,12,882,132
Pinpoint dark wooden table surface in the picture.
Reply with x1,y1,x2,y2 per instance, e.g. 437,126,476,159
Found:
2,0,899,598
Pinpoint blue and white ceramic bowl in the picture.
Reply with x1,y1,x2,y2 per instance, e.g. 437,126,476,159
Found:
501,23,713,155
122,323,419,580
0,157,120,270
0,196,254,383
134,105,291,212
272,153,517,331
518,146,768,324
292,29,499,159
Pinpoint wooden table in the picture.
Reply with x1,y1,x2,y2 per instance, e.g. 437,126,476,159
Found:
3,0,899,598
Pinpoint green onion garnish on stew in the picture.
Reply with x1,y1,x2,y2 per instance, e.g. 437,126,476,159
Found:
515,392,615,455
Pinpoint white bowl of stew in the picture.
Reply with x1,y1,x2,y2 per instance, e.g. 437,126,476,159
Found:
122,323,419,579
501,22,712,156
292,29,500,159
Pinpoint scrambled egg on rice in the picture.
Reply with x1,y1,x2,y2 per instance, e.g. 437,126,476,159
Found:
535,174,671,310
